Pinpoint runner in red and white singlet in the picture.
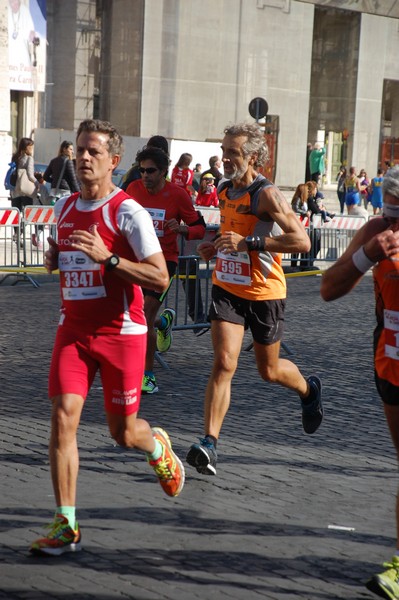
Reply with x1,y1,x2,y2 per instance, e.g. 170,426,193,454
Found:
30,120,185,558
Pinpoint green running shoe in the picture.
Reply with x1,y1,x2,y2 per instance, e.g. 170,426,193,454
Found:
366,556,399,599
142,374,159,394
156,308,175,353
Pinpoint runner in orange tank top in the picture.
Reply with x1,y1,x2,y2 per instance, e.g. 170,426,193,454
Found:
321,166,399,599
186,122,324,477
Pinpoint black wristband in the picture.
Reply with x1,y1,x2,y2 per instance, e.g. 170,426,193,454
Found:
245,236,266,252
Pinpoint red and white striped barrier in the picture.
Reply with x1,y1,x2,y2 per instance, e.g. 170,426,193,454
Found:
0,208,20,226
320,215,366,230
197,207,220,226
23,206,57,224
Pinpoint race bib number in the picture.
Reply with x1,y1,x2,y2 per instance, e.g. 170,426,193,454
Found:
146,207,166,237
384,309,399,360
215,250,251,285
59,251,106,300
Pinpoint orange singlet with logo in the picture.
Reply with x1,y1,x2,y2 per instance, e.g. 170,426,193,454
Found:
373,254,399,386
212,183,286,301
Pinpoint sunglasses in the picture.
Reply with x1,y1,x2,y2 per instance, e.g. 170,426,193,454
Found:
139,167,158,174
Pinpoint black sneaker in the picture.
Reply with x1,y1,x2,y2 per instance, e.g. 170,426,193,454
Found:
301,375,323,434
186,438,217,475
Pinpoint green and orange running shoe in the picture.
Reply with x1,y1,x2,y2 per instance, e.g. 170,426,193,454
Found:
366,556,399,599
148,427,185,497
30,514,82,556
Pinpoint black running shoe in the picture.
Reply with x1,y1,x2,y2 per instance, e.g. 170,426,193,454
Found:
301,375,323,434
186,438,217,475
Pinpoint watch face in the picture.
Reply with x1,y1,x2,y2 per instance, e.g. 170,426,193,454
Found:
107,254,119,270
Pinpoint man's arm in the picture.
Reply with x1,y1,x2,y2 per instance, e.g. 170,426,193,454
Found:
320,218,399,301
213,185,311,255
253,185,311,253
166,190,206,240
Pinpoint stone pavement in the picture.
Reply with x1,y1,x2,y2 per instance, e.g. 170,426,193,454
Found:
0,275,396,600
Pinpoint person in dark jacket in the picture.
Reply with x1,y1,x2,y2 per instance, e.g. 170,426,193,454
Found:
44,140,80,200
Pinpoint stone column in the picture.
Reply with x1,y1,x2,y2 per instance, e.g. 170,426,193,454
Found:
0,0,13,201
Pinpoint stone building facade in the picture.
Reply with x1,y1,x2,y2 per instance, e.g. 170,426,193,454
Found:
1,0,399,189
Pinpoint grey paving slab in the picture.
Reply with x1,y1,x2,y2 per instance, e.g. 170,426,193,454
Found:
0,274,394,599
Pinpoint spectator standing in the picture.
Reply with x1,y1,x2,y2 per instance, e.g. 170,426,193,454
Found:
305,143,312,182
192,163,202,192
370,169,384,215
171,152,196,198
127,147,206,395
11,136,39,214
201,155,224,187
308,142,326,184
345,166,362,213
186,122,323,476
358,169,371,209
44,140,80,202
30,119,185,557
290,183,309,268
320,166,399,600
31,171,51,249
195,173,219,207
336,166,346,214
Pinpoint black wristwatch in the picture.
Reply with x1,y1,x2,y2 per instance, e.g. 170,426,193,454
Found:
105,254,120,271
245,236,257,251
245,236,265,252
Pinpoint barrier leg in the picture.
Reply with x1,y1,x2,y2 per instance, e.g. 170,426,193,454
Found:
154,350,169,369
12,273,40,288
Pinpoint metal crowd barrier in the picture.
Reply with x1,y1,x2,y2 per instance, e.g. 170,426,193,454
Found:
282,214,368,267
0,204,368,327
21,206,57,267
0,207,22,276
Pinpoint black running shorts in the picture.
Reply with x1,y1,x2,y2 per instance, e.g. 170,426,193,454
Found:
375,372,399,406
209,284,285,345
142,260,177,302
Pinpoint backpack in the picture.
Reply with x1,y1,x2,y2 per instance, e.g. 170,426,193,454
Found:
4,161,17,191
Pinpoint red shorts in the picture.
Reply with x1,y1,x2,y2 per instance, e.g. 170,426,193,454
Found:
49,326,146,415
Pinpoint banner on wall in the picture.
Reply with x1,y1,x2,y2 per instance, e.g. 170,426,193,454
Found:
8,0,47,92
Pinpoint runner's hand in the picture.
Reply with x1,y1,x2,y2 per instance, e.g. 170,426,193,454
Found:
214,231,245,253
69,225,112,264
44,237,59,273
364,228,399,262
197,241,216,261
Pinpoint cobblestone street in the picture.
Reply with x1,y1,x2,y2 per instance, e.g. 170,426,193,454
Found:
0,274,394,599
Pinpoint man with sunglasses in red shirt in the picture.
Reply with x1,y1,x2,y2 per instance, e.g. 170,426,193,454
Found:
127,146,206,394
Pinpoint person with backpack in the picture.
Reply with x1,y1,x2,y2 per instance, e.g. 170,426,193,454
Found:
186,122,323,477
10,137,39,244
10,137,39,210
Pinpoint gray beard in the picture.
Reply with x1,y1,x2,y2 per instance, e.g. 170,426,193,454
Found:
223,164,247,181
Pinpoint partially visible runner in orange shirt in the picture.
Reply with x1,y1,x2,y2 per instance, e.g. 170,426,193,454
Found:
321,166,399,600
